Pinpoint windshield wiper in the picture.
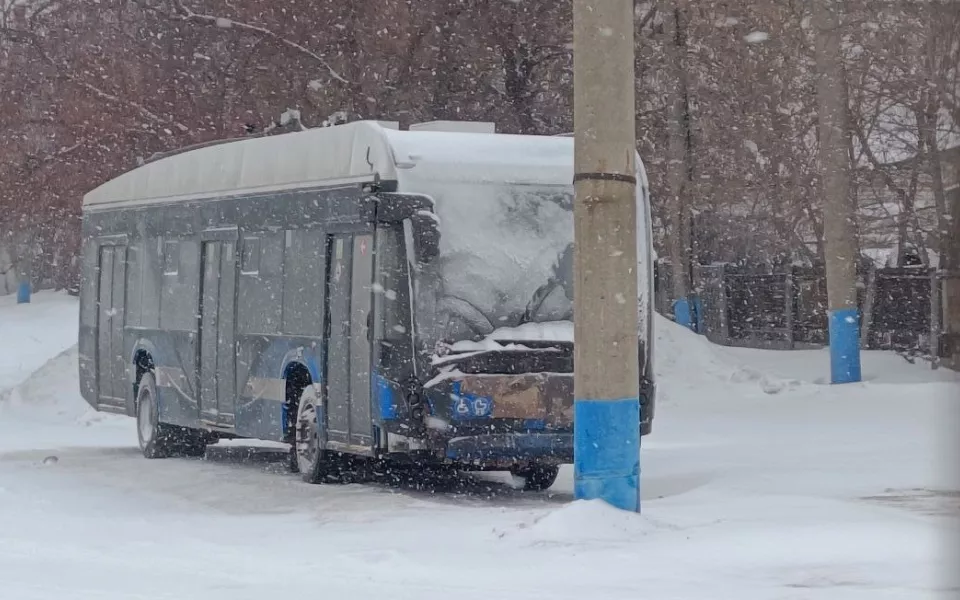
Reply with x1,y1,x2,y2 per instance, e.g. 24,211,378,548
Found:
519,279,556,326
520,243,573,326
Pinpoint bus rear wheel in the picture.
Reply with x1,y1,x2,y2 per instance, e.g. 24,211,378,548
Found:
136,373,208,459
294,386,330,484
511,464,559,492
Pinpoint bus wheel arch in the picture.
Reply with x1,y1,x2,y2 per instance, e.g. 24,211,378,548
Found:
133,349,154,388
283,362,313,439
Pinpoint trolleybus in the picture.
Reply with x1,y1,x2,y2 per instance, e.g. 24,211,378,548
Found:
78,120,656,490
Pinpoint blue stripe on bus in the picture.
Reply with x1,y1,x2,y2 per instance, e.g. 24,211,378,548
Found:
375,374,398,420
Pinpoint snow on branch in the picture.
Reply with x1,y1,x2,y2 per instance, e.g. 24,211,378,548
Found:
0,26,191,135
22,135,105,171
171,1,348,84
636,2,658,32
72,80,190,134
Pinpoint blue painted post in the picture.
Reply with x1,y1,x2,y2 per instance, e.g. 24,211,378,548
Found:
571,0,640,512
829,307,861,384
16,278,30,304
574,398,641,512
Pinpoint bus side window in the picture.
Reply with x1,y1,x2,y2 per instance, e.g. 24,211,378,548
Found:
162,240,179,276
238,232,283,335
374,224,412,373
141,237,161,329
160,238,199,331
240,236,261,275
281,229,326,338
126,243,143,328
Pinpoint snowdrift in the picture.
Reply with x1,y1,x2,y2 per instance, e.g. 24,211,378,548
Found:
651,313,814,402
0,345,87,417
3,294,954,418
653,313,958,401
0,290,79,390
502,499,663,545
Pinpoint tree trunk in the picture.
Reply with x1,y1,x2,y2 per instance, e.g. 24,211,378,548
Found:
665,2,692,300
945,186,960,370
917,103,950,269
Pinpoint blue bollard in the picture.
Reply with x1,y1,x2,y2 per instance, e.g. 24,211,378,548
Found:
829,307,862,384
573,397,641,512
16,280,31,304
674,296,693,330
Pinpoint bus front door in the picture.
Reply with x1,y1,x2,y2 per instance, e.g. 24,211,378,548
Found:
96,243,127,411
325,233,375,454
198,238,237,427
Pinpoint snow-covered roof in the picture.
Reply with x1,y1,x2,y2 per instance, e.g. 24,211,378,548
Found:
83,121,398,209
83,121,644,210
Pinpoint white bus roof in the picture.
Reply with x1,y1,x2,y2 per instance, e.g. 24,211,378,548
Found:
83,121,644,211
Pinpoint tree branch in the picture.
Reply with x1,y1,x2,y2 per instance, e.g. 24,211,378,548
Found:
170,0,348,84
0,26,191,135
637,2,658,33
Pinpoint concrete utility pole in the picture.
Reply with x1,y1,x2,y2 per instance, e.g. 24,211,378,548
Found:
572,0,641,511
813,0,861,384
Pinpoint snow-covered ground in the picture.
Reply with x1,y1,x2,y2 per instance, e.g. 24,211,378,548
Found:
1,291,958,599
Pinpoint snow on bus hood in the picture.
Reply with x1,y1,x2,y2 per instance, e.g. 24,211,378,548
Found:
449,321,575,351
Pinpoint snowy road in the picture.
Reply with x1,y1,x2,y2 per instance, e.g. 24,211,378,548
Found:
1,292,958,599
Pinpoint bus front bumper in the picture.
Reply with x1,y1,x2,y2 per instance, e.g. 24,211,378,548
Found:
443,420,651,470
444,433,574,468
440,391,654,470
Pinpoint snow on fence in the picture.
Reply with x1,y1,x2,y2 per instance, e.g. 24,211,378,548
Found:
655,262,958,365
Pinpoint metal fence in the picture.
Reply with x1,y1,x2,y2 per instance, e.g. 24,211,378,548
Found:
656,262,955,360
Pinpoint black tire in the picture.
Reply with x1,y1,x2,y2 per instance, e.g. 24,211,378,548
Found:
294,386,329,484
288,444,300,474
511,464,560,492
136,372,208,459
179,433,209,458
136,372,172,459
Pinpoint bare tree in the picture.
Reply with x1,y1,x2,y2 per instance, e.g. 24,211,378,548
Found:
1,0,957,304
664,0,693,303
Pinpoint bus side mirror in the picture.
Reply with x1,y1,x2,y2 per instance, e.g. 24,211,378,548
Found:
410,212,440,264
374,193,439,264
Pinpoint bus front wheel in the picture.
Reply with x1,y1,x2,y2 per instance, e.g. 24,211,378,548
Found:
510,464,559,492
294,386,330,484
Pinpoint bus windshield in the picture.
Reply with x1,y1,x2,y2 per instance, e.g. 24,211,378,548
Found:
413,181,575,347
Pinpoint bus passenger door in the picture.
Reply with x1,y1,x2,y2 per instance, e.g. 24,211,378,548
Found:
325,232,375,453
199,237,238,427
348,234,375,449
96,243,127,409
